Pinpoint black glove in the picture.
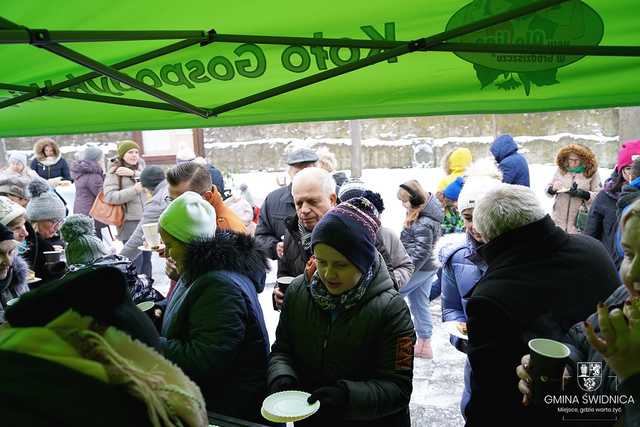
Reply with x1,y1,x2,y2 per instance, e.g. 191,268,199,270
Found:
546,186,557,196
567,187,590,200
307,384,349,416
269,375,298,394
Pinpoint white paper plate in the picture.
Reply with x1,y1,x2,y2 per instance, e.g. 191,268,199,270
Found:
137,244,164,252
261,390,320,423
136,301,155,312
442,321,468,340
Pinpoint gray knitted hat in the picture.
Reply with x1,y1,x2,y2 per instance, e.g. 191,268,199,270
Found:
25,179,66,222
82,145,104,162
60,214,110,265
0,175,30,200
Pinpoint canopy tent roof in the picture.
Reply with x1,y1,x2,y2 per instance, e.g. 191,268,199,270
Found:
1,0,639,137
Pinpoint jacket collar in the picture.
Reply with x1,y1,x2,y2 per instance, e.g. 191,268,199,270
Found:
184,231,269,292
280,184,294,205
477,215,567,265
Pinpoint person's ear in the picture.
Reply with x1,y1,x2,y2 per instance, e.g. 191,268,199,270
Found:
330,194,337,206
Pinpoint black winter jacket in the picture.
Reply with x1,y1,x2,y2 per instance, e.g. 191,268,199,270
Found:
585,186,622,266
464,216,619,426
255,184,296,259
400,195,443,272
277,215,311,279
268,256,415,427
159,231,270,422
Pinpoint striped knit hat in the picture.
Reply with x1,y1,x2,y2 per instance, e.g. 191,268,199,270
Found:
311,197,381,273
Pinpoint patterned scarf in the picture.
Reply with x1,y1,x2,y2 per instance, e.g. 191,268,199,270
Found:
298,221,313,252
309,258,377,312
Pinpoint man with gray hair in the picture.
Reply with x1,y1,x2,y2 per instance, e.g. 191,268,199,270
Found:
464,184,619,425
255,147,318,260
272,167,335,309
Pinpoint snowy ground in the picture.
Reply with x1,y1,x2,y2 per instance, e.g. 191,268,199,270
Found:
59,163,611,426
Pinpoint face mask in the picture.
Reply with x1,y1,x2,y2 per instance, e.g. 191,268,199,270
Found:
16,240,28,255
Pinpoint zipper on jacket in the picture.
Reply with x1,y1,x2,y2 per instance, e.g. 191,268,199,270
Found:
321,314,333,373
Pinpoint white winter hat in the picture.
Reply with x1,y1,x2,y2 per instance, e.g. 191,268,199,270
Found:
0,195,26,226
159,191,216,243
458,176,503,212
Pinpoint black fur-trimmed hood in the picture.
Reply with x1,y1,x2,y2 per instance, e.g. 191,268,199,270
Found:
184,231,269,293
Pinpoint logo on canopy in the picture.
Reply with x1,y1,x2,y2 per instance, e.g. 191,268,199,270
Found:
446,0,604,95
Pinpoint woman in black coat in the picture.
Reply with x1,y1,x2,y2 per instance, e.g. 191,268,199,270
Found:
267,197,415,427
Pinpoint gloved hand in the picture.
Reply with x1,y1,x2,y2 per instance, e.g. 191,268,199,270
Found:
307,384,349,417
546,186,557,196
269,375,298,394
567,183,590,200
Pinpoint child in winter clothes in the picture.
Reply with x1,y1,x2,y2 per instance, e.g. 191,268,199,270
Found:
442,176,465,235
398,179,443,359
436,147,473,194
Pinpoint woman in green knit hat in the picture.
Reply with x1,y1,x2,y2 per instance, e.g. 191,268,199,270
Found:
102,140,145,243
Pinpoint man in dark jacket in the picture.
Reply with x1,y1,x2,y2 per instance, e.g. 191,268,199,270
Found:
268,197,415,427
464,184,619,426
273,167,337,310
158,192,270,422
255,147,318,259
490,134,530,187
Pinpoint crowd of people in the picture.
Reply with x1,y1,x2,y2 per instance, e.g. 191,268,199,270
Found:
0,134,638,427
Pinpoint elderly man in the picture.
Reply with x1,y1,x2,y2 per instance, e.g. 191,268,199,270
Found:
273,167,336,309
255,147,318,260
463,184,619,426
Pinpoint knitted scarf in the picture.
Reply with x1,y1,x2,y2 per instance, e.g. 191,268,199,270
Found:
309,258,377,312
298,221,313,252
568,165,586,174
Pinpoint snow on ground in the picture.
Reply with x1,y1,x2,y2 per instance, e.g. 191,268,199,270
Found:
58,163,611,426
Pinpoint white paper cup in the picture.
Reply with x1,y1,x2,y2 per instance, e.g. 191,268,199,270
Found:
142,222,161,247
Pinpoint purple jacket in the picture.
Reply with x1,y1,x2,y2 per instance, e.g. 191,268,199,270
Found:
71,160,104,216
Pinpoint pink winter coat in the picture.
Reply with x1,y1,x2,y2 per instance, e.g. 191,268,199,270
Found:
547,145,601,234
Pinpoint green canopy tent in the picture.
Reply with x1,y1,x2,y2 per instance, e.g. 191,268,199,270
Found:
1,0,639,137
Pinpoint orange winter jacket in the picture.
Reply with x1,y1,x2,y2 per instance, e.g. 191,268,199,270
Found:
204,186,247,234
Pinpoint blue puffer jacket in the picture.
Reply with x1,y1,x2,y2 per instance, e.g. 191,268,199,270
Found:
438,233,487,417
439,234,487,350
490,135,530,187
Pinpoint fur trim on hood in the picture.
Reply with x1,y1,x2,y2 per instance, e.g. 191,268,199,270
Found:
464,157,503,181
184,231,269,292
33,138,61,162
555,144,598,178
433,232,467,269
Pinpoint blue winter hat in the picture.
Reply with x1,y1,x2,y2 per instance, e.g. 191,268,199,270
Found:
443,176,464,201
311,197,380,273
